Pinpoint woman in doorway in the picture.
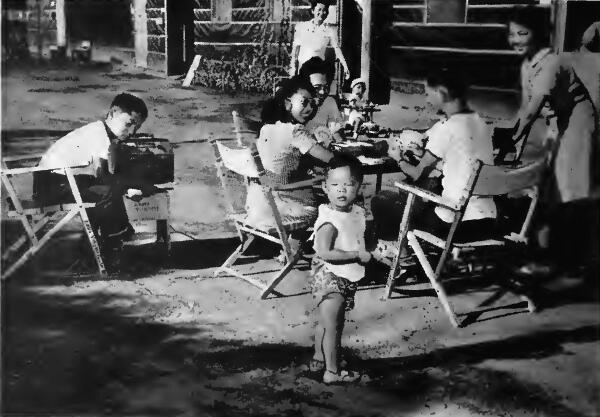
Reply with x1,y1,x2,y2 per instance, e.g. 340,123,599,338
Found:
508,7,599,277
289,0,350,82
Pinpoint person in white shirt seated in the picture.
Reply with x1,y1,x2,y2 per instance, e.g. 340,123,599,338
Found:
371,69,497,252
299,57,345,147
34,93,159,257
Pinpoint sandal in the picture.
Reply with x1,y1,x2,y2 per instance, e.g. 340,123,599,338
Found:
323,369,361,384
309,358,347,372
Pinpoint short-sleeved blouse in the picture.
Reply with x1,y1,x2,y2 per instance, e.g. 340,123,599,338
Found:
244,122,319,227
521,48,599,202
293,21,338,69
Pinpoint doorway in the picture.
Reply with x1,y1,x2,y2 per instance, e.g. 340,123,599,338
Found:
167,0,195,75
66,0,133,48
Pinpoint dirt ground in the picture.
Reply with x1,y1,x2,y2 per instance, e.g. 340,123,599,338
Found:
1,62,599,417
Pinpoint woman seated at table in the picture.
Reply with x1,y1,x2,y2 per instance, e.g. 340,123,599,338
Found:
246,76,334,244
299,57,346,146
372,68,497,256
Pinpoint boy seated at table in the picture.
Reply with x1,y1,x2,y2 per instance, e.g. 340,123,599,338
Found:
34,93,160,268
371,68,497,261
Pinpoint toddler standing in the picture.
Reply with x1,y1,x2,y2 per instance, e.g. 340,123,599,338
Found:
309,154,370,384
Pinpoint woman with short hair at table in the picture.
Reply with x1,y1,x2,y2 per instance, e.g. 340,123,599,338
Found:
289,0,350,82
246,76,334,255
507,7,599,277
299,57,345,146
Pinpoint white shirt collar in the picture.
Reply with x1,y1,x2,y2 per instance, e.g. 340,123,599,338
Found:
527,48,552,69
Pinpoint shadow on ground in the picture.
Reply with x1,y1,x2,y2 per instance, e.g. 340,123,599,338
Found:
2,275,595,417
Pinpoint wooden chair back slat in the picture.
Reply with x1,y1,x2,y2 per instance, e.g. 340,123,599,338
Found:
473,159,547,197
214,140,261,178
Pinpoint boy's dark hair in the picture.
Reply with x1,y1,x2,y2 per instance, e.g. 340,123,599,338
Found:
309,0,331,11
325,154,364,183
110,93,148,120
508,6,551,47
426,68,469,101
299,56,334,84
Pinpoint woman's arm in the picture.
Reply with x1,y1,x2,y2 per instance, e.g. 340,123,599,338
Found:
329,28,350,79
315,223,371,264
512,56,559,143
290,24,302,76
398,149,439,182
307,143,335,163
290,44,300,76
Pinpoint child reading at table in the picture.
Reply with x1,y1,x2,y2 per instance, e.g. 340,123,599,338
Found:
347,78,368,139
310,154,370,384
372,68,497,261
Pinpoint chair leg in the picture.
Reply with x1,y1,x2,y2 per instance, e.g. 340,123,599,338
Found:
260,250,302,299
408,233,460,328
2,208,79,280
215,234,255,276
78,207,107,278
384,193,415,299
2,215,51,262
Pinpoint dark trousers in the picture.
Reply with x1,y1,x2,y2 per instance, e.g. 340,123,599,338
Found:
33,172,129,238
371,178,497,244
542,199,600,273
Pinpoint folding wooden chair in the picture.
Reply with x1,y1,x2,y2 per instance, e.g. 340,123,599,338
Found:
1,155,107,280
211,138,318,299
384,158,547,327
231,110,261,146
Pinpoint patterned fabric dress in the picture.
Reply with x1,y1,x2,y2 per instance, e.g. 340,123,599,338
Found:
522,48,599,203
244,122,319,228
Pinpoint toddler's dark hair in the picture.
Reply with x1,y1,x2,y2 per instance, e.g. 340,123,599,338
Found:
111,93,148,120
426,68,469,101
508,5,551,47
325,154,364,183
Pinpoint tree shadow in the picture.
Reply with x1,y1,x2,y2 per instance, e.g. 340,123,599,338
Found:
2,273,596,417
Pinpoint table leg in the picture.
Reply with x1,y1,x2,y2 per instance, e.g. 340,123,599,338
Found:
375,173,383,194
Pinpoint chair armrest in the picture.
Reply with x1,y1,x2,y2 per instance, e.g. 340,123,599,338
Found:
273,176,324,191
394,181,460,211
1,163,90,175
2,153,45,163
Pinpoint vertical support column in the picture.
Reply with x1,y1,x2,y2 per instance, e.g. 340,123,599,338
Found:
133,0,148,68
55,0,66,48
551,0,567,53
360,0,372,98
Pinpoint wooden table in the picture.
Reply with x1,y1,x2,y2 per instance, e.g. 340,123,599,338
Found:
332,140,405,193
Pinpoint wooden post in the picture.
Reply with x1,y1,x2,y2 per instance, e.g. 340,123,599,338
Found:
551,0,567,53
55,0,66,48
133,0,149,68
360,0,371,98
36,0,43,60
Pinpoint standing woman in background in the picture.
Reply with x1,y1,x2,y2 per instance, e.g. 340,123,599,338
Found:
289,0,350,82
508,7,599,277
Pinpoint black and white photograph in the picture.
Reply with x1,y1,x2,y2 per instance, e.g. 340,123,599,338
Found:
1,0,599,415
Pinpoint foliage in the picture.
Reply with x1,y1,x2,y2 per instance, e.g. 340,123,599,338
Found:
192,16,292,94
193,47,288,94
